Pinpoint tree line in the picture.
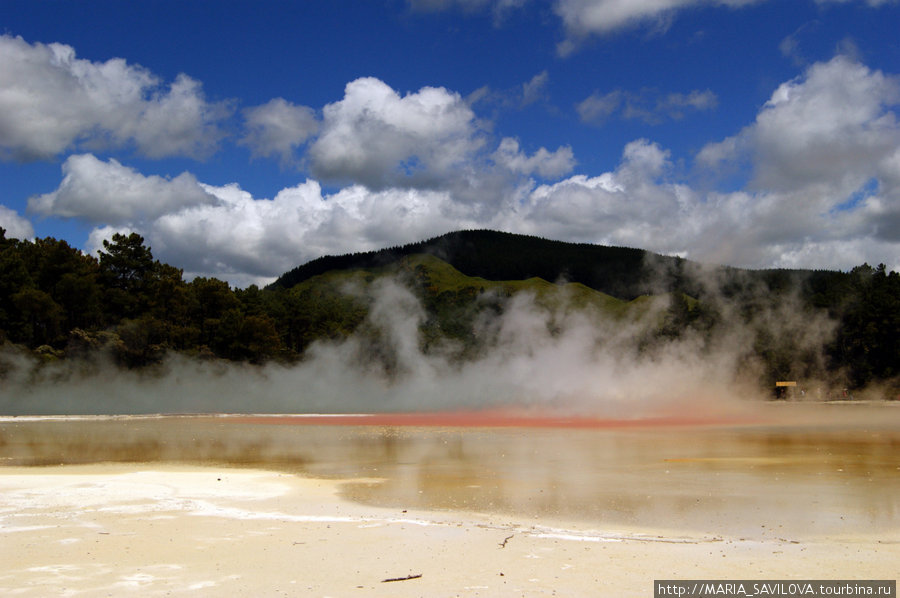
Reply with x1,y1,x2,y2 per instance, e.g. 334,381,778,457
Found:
1,228,898,397
1,229,283,367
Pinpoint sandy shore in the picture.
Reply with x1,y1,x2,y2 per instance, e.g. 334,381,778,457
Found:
1,464,897,597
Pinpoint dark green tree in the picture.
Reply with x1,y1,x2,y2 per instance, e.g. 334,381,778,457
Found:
11,288,64,347
98,232,156,320
0,229,32,337
834,264,900,390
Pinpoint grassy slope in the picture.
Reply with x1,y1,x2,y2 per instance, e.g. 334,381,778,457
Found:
293,253,658,319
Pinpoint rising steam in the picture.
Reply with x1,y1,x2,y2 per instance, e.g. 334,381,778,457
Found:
0,271,841,416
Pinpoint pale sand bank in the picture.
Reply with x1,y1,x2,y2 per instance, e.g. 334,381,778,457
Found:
1,464,898,597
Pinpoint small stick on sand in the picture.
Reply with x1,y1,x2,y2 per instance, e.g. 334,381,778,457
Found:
381,573,423,583
499,534,514,548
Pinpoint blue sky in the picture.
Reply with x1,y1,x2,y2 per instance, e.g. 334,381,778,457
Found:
1,0,899,286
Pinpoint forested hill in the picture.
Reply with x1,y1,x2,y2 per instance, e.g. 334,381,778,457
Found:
270,229,840,302
271,230,670,299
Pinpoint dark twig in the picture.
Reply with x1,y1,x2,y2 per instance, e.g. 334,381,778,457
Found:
381,574,423,583
499,534,514,548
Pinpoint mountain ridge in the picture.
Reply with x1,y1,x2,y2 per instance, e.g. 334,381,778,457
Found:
270,229,839,301
272,230,680,299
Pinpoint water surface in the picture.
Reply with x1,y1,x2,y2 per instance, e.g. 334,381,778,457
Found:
2,403,899,539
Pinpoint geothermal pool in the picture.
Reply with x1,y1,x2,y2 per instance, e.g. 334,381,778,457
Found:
1,403,899,596
3,404,900,537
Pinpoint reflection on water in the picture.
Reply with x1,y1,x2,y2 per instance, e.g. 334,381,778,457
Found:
2,404,899,539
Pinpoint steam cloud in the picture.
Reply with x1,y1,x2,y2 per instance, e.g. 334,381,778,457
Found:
0,272,841,417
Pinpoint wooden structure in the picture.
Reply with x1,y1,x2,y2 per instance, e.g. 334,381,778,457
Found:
774,380,797,399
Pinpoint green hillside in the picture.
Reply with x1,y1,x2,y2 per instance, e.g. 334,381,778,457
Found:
271,229,674,300
283,252,650,357
298,252,631,315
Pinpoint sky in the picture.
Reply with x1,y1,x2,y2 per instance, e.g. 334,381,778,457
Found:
1,0,899,287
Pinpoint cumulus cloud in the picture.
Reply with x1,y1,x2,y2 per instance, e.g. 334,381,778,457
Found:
696,55,900,261
54,145,564,287
747,56,900,192
28,154,218,225
307,76,575,198
0,205,34,240
76,179,480,287
0,34,230,161
507,139,691,245
150,181,481,286
578,88,718,125
308,77,485,189
505,124,900,273
239,98,319,166
492,138,576,178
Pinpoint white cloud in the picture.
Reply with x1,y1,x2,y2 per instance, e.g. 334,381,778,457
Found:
507,139,692,246
505,131,900,273
694,56,900,267
0,34,230,161
695,134,744,171
85,225,132,259
554,0,762,53
492,138,575,178
302,76,570,205
0,205,34,240
239,98,319,166
697,56,900,256
69,174,481,287
557,0,688,38
308,77,485,189
748,56,900,192
119,74,231,160
140,181,479,287
28,154,218,225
